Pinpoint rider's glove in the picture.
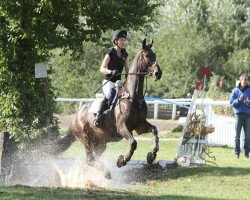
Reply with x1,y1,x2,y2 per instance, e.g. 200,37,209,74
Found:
110,70,118,75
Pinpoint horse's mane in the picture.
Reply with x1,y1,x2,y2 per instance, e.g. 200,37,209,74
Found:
129,50,143,73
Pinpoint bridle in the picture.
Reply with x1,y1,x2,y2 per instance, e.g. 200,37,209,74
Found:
132,49,159,100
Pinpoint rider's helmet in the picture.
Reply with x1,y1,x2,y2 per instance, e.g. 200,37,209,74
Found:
113,30,127,45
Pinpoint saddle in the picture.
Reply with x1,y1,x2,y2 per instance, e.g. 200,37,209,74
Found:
89,81,129,114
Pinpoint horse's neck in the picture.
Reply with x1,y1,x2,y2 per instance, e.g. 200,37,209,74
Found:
126,60,144,100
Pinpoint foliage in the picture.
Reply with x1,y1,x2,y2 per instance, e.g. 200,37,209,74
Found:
182,113,215,142
2,0,250,143
51,0,250,101
152,0,250,98
50,44,104,114
0,0,161,144
222,49,250,85
155,29,213,98
206,74,234,116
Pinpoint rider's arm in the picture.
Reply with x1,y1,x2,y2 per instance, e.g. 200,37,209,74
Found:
100,54,112,74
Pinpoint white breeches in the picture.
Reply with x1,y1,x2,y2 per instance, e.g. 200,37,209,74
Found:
102,80,116,99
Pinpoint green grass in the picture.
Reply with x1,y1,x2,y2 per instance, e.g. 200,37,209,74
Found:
61,139,179,160
1,137,250,200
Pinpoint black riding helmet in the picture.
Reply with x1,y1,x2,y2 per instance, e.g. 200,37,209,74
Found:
113,30,127,45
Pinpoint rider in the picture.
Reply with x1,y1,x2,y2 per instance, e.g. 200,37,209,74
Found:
94,29,129,127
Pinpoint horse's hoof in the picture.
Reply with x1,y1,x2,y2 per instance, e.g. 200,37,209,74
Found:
117,155,127,168
147,152,156,164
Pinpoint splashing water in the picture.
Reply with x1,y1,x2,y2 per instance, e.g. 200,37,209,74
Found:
2,151,174,189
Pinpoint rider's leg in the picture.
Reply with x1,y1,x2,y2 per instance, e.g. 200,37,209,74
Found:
94,97,108,127
108,87,117,107
94,80,115,127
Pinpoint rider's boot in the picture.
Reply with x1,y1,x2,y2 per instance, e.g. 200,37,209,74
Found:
94,97,108,127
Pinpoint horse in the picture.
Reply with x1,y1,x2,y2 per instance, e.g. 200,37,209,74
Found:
56,39,162,179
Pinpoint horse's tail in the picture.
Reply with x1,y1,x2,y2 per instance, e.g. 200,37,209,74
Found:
48,127,76,155
57,127,76,152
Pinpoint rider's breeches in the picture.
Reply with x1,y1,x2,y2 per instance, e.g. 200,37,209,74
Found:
102,80,116,100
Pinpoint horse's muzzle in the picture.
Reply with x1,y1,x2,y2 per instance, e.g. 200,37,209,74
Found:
154,71,161,80
154,66,162,80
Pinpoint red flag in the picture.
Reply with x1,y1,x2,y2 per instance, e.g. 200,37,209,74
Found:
201,66,212,76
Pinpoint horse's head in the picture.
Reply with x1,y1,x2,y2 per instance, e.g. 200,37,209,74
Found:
140,39,162,80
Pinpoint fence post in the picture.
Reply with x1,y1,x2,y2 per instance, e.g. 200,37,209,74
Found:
79,101,83,108
205,105,211,125
154,101,159,119
172,104,177,120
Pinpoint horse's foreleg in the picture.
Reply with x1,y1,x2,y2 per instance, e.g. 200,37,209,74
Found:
117,124,137,168
135,121,159,164
147,125,159,164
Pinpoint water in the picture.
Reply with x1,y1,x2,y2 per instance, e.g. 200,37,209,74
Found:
3,157,174,189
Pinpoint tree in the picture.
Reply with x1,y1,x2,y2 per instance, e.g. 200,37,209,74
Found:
0,0,161,145
154,0,214,98
154,0,250,97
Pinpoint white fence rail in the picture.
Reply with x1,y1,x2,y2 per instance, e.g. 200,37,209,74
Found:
55,97,230,120
55,97,244,149
208,114,245,149
55,97,192,119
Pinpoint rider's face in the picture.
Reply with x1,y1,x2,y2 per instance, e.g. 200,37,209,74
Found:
116,37,126,49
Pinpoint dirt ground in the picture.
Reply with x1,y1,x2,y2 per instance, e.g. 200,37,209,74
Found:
56,114,179,133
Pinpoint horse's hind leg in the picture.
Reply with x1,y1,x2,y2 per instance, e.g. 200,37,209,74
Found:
85,141,111,179
135,121,159,164
116,124,137,168
93,143,111,179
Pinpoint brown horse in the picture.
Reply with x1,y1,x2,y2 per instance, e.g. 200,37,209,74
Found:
57,39,162,178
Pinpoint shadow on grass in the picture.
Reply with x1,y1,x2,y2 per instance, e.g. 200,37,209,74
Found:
121,164,250,183
0,185,227,200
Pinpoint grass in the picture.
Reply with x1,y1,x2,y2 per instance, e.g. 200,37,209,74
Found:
1,135,250,200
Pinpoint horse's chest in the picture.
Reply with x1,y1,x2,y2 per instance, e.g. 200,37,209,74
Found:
126,101,147,119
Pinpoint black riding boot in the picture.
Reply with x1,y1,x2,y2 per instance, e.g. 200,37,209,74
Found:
94,97,108,127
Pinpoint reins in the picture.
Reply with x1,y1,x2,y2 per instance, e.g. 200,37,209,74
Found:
93,72,149,95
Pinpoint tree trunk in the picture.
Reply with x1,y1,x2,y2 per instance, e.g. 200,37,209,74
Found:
0,132,19,180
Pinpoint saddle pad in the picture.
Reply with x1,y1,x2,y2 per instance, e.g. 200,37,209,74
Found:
88,99,109,114
89,99,102,114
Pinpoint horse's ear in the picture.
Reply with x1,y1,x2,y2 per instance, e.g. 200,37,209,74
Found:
148,39,154,48
142,38,146,49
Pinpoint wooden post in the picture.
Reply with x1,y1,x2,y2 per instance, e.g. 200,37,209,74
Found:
35,63,49,126
44,78,49,126
0,132,4,174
